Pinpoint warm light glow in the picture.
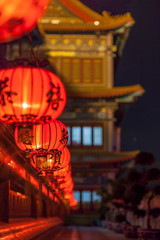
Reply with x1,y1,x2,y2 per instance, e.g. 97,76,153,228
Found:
49,191,53,200
22,102,28,109
30,175,39,189
15,120,68,157
51,19,60,24
1,151,26,180
48,51,75,57
47,158,53,168
0,67,67,124
10,190,27,199
94,21,100,26
69,198,78,207
42,185,48,196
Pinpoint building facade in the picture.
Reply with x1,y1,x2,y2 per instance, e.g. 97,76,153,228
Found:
37,0,144,218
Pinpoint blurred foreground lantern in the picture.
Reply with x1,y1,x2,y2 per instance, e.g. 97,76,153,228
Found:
0,0,49,43
15,120,68,153
0,66,66,124
31,147,71,172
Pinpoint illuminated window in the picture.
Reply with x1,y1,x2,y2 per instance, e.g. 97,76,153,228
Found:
72,126,81,145
93,191,101,202
74,191,80,202
61,58,103,84
93,127,103,146
66,124,103,148
82,191,91,202
67,126,71,145
83,126,92,146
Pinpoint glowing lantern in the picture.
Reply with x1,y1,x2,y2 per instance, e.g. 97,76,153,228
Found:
15,120,68,153
64,191,74,200
0,0,49,43
63,183,74,192
61,185,74,193
31,147,71,172
68,197,78,207
44,162,71,180
0,66,66,124
60,178,73,189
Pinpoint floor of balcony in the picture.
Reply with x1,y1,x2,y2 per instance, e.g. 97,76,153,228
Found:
32,225,133,240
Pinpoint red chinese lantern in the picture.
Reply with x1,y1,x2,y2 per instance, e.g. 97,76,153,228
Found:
0,66,66,124
68,197,78,207
60,178,73,189
64,191,74,200
15,120,68,154
44,162,71,180
51,178,73,195
0,0,49,43
31,147,71,172
70,199,78,207
61,184,74,193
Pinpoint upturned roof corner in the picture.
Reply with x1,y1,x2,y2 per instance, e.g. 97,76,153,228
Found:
38,0,135,34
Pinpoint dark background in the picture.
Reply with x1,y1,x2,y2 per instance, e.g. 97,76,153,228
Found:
81,0,160,162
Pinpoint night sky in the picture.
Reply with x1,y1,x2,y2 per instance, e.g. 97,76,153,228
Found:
80,0,160,162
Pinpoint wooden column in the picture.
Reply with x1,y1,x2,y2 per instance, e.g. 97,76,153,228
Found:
25,164,32,217
90,190,94,211
38,180,43,217
79,190,83,213
115,126,121,151
31,192,38,219
0,180,10,223
0,43,6,58
58,199,65,219
46,187,50,217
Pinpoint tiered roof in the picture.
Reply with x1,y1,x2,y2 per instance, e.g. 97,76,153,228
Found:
38,0,135,33
68,84,144,103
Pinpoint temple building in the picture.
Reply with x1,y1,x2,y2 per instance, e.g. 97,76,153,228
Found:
0,0,145,234
36,0,144,224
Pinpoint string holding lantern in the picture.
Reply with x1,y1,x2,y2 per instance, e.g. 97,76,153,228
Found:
0,0,49,43
0,66,66,124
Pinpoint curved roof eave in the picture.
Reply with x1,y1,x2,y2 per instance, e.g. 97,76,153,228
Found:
38,0,135,34
67,84,145,101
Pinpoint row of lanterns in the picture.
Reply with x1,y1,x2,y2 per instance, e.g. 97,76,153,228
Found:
0,0,77,206
0,64,76,206
49,164,78,207
0,65,68,170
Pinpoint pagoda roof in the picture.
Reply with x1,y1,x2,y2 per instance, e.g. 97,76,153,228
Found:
38,0,135,34
67,84,145,102
70,150,139,165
